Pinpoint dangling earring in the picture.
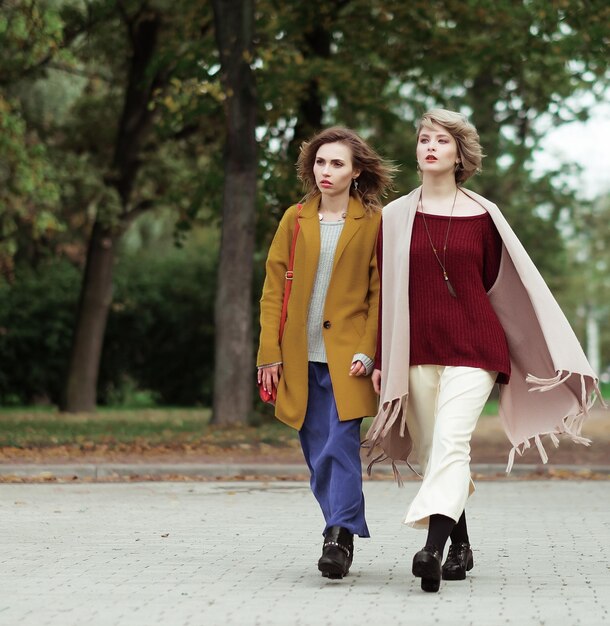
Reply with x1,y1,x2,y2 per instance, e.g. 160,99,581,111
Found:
353,178,359,190
454,161,462,173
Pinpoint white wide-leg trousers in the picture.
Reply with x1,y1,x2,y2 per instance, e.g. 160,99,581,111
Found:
404,365,496,529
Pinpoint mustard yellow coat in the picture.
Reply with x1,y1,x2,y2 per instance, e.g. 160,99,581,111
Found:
257,195,381,429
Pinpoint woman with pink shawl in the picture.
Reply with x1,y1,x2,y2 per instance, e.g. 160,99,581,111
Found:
367,109,604,593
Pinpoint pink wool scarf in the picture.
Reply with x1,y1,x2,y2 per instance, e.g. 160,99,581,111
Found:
366,186,605,478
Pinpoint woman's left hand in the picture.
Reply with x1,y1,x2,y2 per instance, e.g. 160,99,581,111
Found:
349,360,367,377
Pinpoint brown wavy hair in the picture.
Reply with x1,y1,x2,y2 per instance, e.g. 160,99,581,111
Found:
296,127,396,214
416,109,484,184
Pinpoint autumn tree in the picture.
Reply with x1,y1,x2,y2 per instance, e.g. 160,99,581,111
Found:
58,0,221,411
254,0,609,272
0,2,64,277
3,0,225,412
2,0,608,412
560,193,610,373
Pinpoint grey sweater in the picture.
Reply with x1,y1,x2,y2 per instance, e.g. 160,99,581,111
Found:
307,221,373,373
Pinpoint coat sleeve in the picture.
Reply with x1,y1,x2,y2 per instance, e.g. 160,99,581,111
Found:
374,221,383,370
355,218,381,361
256,207,296,367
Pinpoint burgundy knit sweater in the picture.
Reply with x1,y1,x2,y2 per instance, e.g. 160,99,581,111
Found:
375,211,511,384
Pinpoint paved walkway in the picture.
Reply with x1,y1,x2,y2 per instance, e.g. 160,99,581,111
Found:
1,461,608,480
0,480,608,626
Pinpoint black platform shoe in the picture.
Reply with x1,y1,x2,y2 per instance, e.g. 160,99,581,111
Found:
318,526,353,579
442,542,474,581
412,545,442,592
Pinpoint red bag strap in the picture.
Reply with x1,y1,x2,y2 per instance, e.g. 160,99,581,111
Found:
278,204,302,343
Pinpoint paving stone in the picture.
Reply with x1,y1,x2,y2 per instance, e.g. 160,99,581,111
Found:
0,481,608,625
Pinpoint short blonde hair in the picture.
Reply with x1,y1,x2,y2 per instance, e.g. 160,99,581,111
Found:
416,109,484,183
296,127,396,214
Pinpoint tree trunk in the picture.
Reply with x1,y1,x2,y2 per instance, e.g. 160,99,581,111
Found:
287,22,330,166
211,0,257,425
468,72,503,199
61,11,163,412
62,222,115,411
586,309,601,375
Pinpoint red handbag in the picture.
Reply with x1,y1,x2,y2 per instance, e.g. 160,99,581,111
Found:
258,381,277,404
258,205,302,405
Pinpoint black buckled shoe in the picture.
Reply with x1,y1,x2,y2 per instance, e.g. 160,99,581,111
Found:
412,545,442,592
442,542,474,581
318,526,353,579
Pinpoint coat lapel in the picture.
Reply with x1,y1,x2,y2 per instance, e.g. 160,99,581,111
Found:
332,196,365,273
297,197,321,312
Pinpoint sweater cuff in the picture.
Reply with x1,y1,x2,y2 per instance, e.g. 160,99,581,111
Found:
352,353,374,376
257,361,283,369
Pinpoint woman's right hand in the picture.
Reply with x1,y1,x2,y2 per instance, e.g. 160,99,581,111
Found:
258,364,283,392
372,369,382,395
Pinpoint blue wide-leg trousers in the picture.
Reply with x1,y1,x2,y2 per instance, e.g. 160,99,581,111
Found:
298,362,370,538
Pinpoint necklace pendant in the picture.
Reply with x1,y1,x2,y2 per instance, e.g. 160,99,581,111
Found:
445,276,457,298
318,211,347,222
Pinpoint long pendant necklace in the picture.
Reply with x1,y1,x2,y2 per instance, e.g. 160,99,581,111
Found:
419,188,458,298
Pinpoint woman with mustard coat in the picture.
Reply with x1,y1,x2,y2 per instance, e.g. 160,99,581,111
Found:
257,127,394,579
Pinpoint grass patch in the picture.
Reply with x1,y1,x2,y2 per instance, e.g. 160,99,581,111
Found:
2,383,601,449
0,408,298,449
481,399,498,416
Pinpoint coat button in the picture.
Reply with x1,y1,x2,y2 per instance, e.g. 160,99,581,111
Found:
323,320,331,329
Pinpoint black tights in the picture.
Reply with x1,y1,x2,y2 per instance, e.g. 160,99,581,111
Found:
425,510,469,554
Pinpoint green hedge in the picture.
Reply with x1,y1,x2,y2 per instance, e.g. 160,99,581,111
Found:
100,250,216,406
0,250,216,406
0,262,78,405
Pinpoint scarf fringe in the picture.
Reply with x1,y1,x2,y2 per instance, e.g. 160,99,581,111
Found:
525,370,572,392
391,461,404,487
364,453,418,487
365,452,387,477
367,373,605,479
362,393,415,486
365,393,409,446
506,372,600,473
593,380,608,409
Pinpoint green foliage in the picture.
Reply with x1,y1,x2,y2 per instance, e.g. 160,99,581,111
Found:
100,244,217,406
0,236,217,406
0,260,79,405
0,1,64,84
1,0,226,410
0,96,63,276
250,0,609,307
1,0,609,405
558,193,610,367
